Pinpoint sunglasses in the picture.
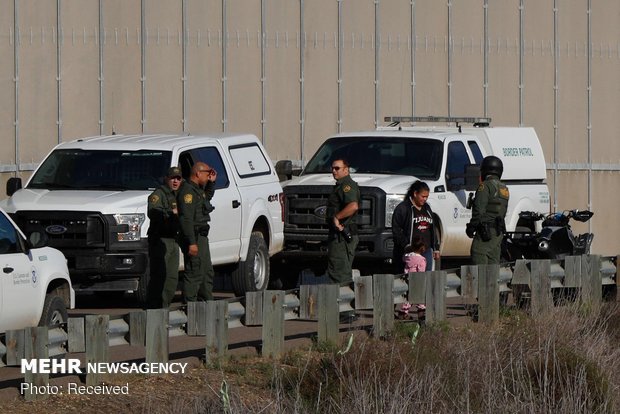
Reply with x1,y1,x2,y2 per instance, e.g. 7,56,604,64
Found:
169,176,182,181
331,166,345,171
199,169,214,175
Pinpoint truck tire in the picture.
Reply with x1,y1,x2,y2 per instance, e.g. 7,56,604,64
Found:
136,267,150,307
39,294,68,328
232,231,269,296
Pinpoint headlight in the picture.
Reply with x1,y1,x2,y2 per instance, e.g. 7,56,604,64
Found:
114,213,145,241
385,194,405,227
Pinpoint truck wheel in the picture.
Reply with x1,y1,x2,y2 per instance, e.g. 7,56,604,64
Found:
136,267,150,307
232,232,269,296
39,294,68,328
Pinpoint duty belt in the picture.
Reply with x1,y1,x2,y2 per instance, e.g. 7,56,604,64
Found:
195,225,210,236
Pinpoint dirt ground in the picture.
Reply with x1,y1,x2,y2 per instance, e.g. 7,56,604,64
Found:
0,315,383,412
0,296,468,411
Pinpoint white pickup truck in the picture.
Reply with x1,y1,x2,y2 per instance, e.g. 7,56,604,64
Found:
1,133,284,302
0,207,74,333
275,116,550,275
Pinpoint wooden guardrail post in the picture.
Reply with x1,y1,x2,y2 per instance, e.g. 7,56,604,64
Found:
460,266,478,306
581,254,602,307
408,271,428,305
530,259,552,314
426,271,447,323
564,255,582,289
299,285,319,320
408,270,447,321
67,317,86,352
85,315,109,386
23,326,49,401
146,309,169,364
512,260,530,285
354,275,373,310
5,329,25,366
477,265,499,324
206,300,228,361
262,290,285,358
245,291,263,325
373,274,394,338
128,311,146,346
187,301,208,336
317,284,339,344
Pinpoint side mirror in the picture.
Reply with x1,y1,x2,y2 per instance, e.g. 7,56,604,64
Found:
464,164,480,191
446,174,464,192
275,160,293,181
7,177,22,196
571,210,594,223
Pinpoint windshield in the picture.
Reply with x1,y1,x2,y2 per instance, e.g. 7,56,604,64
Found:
28,149,173,191
303,136,443,179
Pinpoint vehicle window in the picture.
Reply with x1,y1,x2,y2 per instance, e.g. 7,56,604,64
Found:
446,141,471,187
229,143,271,178
468,141,484,164
27,149,172,191
0,214,20,254
302,136,443,179
184,147,230,190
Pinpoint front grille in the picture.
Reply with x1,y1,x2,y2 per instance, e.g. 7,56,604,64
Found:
283,185,383,234
12,211,105,248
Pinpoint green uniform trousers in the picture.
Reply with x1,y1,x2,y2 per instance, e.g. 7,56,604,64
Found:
148,236,180,308
327,234,359,284
470,232,503,265
183,234,214,302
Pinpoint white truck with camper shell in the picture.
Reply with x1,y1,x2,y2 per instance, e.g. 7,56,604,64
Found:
275,116,550,277
0,206,74,333
1,133,284,303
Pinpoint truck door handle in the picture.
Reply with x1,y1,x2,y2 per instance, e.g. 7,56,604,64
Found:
232,200,241,208
3,267,13,274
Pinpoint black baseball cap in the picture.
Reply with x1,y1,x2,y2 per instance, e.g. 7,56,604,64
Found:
167,166,182,178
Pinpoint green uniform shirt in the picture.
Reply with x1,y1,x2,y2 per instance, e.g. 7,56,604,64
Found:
326,174,360,230
177,180,216,245
469,175,509,227
147,185,180,238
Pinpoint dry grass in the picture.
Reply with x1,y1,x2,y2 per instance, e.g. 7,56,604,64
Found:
273,302,620,413
2,302,620,413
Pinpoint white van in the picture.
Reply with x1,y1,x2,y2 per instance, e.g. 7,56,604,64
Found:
2,133,284,302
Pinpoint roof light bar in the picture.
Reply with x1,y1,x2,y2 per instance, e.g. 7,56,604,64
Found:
384,116,491,126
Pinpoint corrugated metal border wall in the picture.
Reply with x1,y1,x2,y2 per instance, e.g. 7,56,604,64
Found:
0,0,618,253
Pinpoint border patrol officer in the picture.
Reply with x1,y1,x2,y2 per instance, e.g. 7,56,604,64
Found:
147,166,183,308
178,162,217,302
466,156,510,264
326,158,360,284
